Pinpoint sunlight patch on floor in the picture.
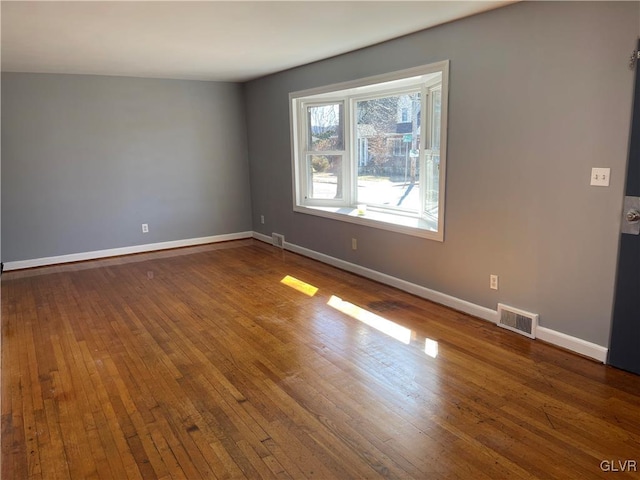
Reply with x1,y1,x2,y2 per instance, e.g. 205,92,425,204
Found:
328,295,412,344
281,275,319,296
424,338,439,358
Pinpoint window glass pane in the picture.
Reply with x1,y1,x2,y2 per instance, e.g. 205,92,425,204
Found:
431,89,441,151
307,155,343,199
425,88,442,219
307,104,343,151
423,152,440,219
356,92,421,211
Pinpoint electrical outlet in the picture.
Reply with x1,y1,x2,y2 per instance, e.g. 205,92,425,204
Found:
260,215,265,224
142,223,149,233
590,167,610,187
352,238,357,250
490,274,499,290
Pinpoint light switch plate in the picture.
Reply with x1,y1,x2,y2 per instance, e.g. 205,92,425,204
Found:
590,168,610,187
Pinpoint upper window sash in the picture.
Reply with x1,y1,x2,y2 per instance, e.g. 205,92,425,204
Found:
303,101,345,153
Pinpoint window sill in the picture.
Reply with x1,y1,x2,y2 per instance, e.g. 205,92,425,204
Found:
293,204,442,241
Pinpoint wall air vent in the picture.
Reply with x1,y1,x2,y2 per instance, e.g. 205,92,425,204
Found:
272,233,285,249
497,303,538,339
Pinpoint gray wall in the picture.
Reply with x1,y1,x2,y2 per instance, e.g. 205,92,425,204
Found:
245,1,639,347
2,73,252,261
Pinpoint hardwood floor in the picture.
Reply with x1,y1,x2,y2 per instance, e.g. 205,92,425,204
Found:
2,239,639,479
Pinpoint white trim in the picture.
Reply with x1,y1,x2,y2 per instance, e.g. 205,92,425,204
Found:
436,61,449,239
252,232,608,363
3,231,253,271
253,232,275,246
536,327,608,363
289,61,450,100
292,205,439,240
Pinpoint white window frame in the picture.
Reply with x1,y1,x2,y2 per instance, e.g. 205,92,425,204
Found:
299,100,347,208
289,61,449,241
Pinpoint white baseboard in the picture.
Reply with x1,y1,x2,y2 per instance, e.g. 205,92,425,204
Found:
252,232,274,245
252,231,608,363
3,231,254,271
536,327,608,363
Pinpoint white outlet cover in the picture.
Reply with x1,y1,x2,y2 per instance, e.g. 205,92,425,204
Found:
590,167,610,187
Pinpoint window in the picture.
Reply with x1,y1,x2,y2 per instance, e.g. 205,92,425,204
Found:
290,61,449,240
388,137,408,156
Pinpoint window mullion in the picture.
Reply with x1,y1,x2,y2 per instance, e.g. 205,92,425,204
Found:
346,98,356,207
298,101,309,205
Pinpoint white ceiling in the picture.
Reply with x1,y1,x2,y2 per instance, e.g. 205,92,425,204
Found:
1,1,514,82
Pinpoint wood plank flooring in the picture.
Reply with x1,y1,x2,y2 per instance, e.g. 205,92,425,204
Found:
2,239,639,479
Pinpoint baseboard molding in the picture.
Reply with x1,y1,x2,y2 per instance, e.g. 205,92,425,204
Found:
4,231,254,271
536,327,608,363
252,232,274,246
252,231,608,363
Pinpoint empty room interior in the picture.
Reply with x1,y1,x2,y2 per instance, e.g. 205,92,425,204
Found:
2,1,640,479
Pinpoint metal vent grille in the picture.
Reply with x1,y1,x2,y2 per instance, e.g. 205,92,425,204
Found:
272,233,285,248
497,304,538,339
